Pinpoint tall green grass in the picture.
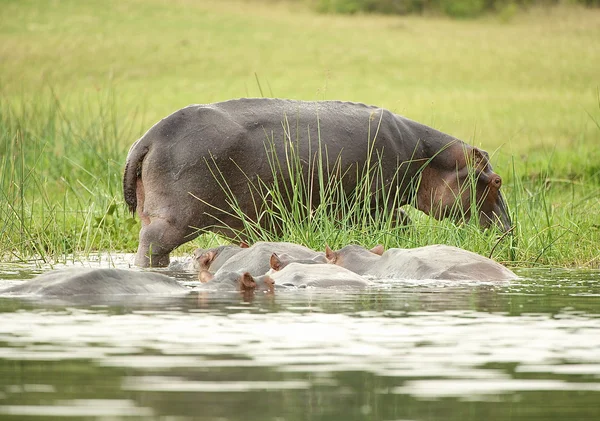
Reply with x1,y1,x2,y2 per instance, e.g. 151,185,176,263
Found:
0,93,140,264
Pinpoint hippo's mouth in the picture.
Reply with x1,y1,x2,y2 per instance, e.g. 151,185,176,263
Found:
483,190,511,232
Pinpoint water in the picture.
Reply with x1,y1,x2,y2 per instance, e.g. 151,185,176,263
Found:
0,256,599,420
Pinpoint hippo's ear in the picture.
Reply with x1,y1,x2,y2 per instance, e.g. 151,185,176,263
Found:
325,245,337,263
470,148,489,172
239,272,257,291
199,270,214,283
270,253,283,271
199,251,217,270
240,241,250,248
370,244,385,255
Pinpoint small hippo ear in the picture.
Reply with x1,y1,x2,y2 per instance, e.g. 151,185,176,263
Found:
199,251,217,270
370,244,385,255
325,245,337,263
270,253,283,271
199,270,214,283
240,241,250,248
239,272,257,291
470,148,489,172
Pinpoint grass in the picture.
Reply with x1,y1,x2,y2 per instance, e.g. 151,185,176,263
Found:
0,0,599,267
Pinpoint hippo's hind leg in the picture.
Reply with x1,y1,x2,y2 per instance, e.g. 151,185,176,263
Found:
135,218,196,267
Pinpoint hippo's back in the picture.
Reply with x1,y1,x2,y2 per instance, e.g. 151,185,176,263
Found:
378,245,517,281
144,98,411,161
1,268,189,297
270,263,369,288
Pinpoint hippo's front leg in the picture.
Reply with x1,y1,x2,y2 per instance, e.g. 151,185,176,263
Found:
135,217,193,267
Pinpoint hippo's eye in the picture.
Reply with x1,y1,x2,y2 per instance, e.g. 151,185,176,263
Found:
492,177,502,188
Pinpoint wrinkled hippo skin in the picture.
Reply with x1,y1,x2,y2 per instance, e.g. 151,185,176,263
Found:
327,244,517,281
0,268,190,299
123,98,511,267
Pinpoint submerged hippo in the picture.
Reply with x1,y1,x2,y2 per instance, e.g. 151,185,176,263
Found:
208,241,326,277
200,262,368,291
0,268,190,299
269,252,325,271
263,263,369,288
198,270,274,293
193,244,246,272
124,98,511,267
326,244,517,281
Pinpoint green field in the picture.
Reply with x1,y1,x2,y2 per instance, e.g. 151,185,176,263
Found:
1,0,599,267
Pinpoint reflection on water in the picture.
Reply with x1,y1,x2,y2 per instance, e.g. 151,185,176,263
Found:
0,256,599,420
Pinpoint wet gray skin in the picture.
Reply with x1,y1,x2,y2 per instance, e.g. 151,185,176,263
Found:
0,268,190,298
328,244,517,281
193,245,245,272
213,242,326,277
261,263,369,288
326,245,383,276
270,253,327,271
199,270,273,292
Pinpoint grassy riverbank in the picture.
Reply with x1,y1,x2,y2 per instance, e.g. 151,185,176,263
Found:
1,0,599,267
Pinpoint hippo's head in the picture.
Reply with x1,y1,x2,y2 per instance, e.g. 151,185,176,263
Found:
471,152,512,232
198,270,274,295
417,146,511,232
324,244,384,274
193,248,213,271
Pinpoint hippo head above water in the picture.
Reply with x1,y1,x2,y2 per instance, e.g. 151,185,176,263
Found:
416,146,511,232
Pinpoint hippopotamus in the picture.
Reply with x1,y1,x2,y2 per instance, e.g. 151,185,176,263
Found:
198,270,274,293
325,244,517,281
0,268,190,299
192,243,249,272
204,241,326,278
264,262,369,288
200,262,368,291
123,98,511,267
269,252,325,271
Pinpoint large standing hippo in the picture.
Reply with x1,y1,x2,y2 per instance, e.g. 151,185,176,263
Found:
325,244,517,281
124,98,511,267
0,268,190,299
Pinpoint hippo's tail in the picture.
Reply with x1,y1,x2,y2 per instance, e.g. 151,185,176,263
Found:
123,139,149,215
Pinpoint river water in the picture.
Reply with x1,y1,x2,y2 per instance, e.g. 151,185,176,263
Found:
0,255,599,420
